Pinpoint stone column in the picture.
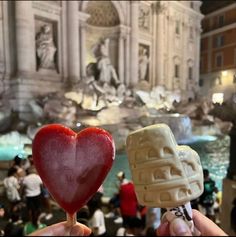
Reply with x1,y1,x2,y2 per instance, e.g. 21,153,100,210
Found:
156,10,165,86
118,28,125,83
182,22,188,91
15,1,34,74
78,12,89,79
167,14,174,90
80,22,86,78
195,26,202,95
67,1,80,85
125,32,130,86
0,2,3,64
130,1,139,86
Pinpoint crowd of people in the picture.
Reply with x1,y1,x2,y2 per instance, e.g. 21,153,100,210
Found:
0,155,229,236
0,155,53,236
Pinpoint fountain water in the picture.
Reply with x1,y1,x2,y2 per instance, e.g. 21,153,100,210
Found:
0,77,228,200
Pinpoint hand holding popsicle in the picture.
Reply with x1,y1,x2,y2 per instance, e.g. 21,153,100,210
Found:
157,209,228,236
29,221,91,236
32,124,115,230
126,124,204,235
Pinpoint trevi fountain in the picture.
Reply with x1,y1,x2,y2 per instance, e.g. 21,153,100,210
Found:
0,1,235,234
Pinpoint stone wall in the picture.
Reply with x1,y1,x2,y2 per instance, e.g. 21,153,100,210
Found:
0,1,203,120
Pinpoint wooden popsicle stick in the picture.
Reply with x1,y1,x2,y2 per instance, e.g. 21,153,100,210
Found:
66,212,77,227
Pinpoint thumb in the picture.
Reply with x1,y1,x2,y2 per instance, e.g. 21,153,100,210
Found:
169,218,193,236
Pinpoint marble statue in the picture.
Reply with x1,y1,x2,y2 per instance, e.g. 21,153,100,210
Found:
36,24,57,70
94,38,120,86
84,62,124,109
85,63,106,106
139,7,150,30
138,47,150,81
135,85,181,112
78,37,128,110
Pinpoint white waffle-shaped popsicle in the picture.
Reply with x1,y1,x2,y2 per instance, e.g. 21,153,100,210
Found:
126,124,204,208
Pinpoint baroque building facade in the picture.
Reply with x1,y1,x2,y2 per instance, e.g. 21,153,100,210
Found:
0,1,203,119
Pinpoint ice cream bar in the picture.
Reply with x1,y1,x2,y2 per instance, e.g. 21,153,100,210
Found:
32,124,115,217
126,123,203,208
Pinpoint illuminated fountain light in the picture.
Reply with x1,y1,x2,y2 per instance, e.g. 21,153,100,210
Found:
212,93,224,105
0,145,26,161
178,134,217,145
0,131,31,161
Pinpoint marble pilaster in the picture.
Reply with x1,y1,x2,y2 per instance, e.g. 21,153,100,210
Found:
0,1,3,66
156,10,165,86
118,26,127,84
182,21,188,91
118,35,124,83
15,1,34,74
130,1,139,86
125,32,130,86
167,14,174,90
78,11,90,79
80,22,86,78
194,27,202,93
67,1,80,84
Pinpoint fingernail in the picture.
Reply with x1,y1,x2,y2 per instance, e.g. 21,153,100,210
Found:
70,225,84,236
170,218,192,236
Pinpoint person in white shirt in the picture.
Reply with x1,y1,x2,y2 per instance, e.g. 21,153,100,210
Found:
22,166,43,220
88,192,107,236
3,167,21,212
11,155,26,181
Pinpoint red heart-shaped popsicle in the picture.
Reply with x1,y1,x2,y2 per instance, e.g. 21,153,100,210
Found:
32,124,115,215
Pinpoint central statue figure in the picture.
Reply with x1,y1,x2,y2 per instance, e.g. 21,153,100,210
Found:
94,38,120,86
83,37,127,109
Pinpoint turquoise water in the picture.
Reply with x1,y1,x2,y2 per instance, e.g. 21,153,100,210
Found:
103,135,230,197
103,153,132,197
190,135,229,191
0,135,229,197
0,145,26,160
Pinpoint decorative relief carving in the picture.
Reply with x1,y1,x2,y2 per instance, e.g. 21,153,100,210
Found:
32,1,61,16
175,37,180,50
86,1,120,27
139,4,151,31
35,19,57,71
189,42,193,52
153,1,168,15
47,1,61,6
138,44,150,81
119,25,130,39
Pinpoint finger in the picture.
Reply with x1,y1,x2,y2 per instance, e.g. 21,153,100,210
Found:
192,209,227,236
192,226,201,236
29,222,91,236
169,218,193,236
161,212,168,223
70,223,91,236
156,221,170,236
29,222,67,236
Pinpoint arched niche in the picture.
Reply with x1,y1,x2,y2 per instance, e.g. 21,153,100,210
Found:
80,1,124,25
82,1,121,71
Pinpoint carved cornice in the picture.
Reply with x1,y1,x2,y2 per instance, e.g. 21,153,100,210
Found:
78,11,90,30
153,1,168,15
78,11,90,22
32,1,61,16
119,25,131,38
